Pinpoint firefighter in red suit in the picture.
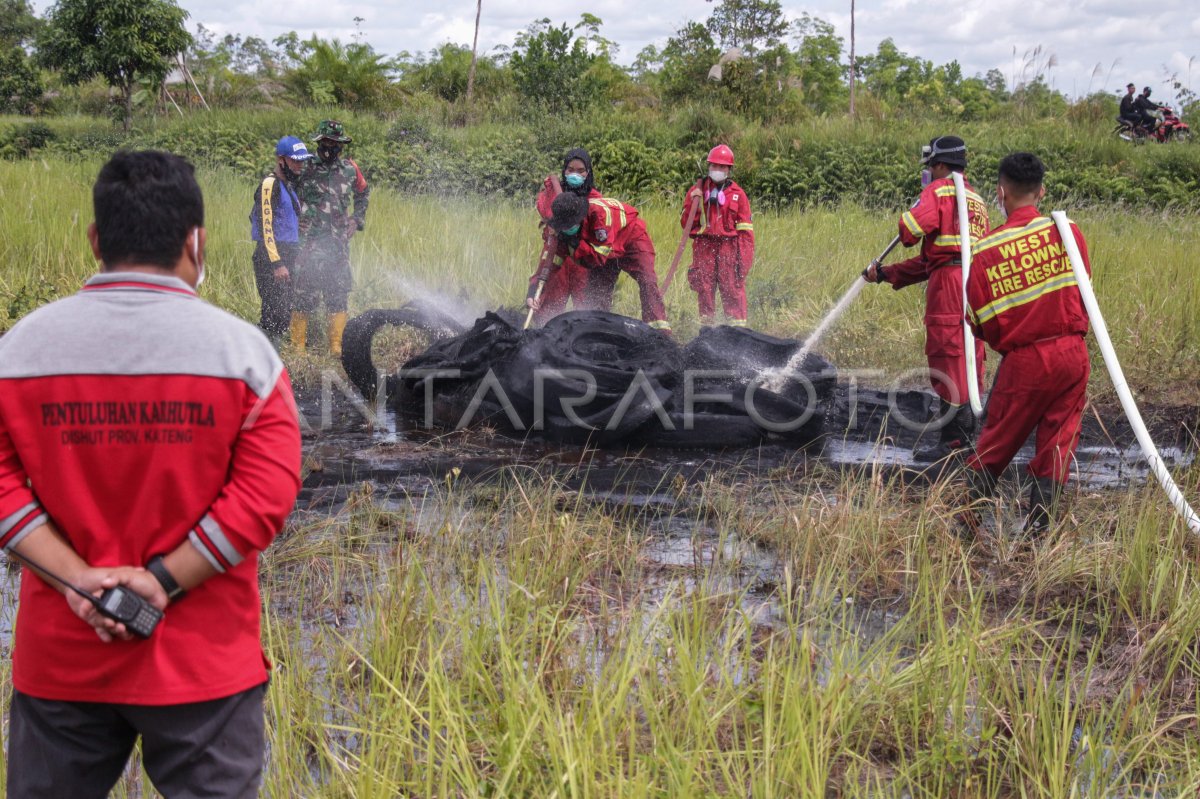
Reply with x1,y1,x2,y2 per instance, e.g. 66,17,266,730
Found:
681,144,755,326
527,148,598,325
864,135,988,461
0,151,301,796
546,191,671,333
961,152,1091,536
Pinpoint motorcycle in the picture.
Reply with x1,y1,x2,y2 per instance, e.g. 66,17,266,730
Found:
1115,105,1191,143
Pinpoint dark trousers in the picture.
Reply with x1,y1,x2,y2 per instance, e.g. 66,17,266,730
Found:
6,682,267,799
252,246,293,338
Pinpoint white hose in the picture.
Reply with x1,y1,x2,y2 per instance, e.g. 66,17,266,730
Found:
951,171,984,415
1051,210,1200,534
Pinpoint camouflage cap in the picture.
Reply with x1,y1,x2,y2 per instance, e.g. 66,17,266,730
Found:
314,119,352,143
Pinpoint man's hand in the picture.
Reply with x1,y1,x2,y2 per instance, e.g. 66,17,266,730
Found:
862,260,887,284
66,567,168,643
689,188,703,201
526,294,543,311
273,265,290,283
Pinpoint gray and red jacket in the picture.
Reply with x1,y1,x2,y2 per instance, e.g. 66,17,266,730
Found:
0,272,301,704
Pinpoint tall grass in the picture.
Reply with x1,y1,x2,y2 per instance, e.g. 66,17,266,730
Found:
249,466,1200,797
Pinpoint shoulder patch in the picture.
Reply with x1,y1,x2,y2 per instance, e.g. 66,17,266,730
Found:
595,228,608,242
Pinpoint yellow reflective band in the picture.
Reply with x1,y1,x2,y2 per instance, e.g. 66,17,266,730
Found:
933,235,965,248
735,223,754,231
589,198,612,226
728,319,748,326
975,272,1078,323
593,244,613,258
553,255,564,265
648,320,672,330
901,210,923,237
260,177,280,263
972,217,1054,256
934,186,985,205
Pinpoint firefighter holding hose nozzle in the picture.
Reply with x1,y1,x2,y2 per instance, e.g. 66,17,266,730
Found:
863,135,988,462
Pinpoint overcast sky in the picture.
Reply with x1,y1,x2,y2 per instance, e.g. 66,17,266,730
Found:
31,0,1200,103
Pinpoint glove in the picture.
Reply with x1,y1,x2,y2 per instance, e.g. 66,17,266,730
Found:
861,260,887,284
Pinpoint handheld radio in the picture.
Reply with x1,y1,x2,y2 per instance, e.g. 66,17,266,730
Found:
9,553,162,638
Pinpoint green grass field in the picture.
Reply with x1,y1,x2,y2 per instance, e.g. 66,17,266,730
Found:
2,155,1200,796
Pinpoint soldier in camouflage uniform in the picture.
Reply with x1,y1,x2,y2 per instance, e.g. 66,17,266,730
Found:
290,119,370,356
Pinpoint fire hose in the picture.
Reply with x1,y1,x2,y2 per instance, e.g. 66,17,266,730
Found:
1051,210,1200,534
951,171,984,415
659,196,701,294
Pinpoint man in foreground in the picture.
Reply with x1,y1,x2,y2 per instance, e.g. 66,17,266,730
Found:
961,152,1092,536
863,135,989,462
0,150,302,797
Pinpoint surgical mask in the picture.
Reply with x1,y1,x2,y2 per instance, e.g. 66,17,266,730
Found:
560,224,580,236
191,229,205,287
564,173,586,189
920,169,932,188
995,190,1007,222
709,169,728,183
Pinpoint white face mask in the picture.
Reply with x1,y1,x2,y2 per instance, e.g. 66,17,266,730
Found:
995,189,1007,222
192,229,205,287
709,169,728,183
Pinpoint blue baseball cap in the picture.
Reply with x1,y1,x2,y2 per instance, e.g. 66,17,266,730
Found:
275,135,314,160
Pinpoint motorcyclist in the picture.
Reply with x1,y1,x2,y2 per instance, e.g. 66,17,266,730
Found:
1118,83,1141,129
1133,86,1162,130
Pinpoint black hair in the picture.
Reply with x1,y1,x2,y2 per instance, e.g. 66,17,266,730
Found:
997,152,1045,194
561,147,595,197
93,150,204,270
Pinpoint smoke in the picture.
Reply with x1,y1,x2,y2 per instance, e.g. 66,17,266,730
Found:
386,272,483,327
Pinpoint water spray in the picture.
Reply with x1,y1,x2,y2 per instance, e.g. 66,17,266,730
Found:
951,171,983,415
1051,210,1200,535
760,235,900,392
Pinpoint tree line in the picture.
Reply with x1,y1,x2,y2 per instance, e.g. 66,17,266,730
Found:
4,0,1196,132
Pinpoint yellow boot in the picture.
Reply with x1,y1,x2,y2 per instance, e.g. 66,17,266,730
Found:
289,312,308,352
329,312,348,357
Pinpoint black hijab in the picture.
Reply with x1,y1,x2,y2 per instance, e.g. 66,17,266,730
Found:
561,148,596,197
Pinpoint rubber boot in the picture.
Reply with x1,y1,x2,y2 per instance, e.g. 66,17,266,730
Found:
1023,476,1062,538
329,312,348,357
289,312,308,352
955,467,998,540
914,400,975,463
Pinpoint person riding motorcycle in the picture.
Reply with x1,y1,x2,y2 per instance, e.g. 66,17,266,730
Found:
1133,86,1162,130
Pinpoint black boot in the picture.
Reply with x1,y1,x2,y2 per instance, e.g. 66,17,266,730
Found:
955,467,999,540
1023,477,1062,537
914,401,975,462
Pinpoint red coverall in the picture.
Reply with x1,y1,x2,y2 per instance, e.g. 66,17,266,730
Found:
885,176,989,405
554,197,671,331
965,207,1092,485
681,178,755,325
529,177,595,325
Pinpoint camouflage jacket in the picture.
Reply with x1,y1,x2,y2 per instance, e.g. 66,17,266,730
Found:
296,157,370,240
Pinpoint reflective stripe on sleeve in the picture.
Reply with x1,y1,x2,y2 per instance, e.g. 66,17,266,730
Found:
735,223,753,231
901,210,923,238
0,502,47,550
188,514,244,573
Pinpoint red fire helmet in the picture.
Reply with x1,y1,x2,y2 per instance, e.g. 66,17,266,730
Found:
707,144,735,167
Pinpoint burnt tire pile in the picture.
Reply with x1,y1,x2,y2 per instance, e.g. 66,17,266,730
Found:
344,307,835,449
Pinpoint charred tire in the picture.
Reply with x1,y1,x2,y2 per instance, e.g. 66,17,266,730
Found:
495,311,683,444
341,305,466,399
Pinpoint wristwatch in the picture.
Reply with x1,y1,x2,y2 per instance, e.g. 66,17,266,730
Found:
147,555,185,601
